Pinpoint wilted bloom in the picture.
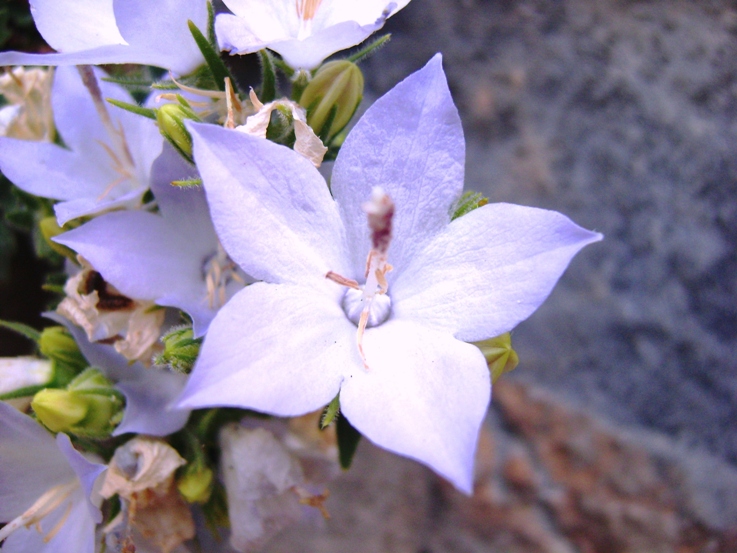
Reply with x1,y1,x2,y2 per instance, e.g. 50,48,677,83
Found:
0,0,206,75
216,0,411,69
101,437,194,553
0,65,162,225
0,67,54,141
56,258,165,365
0,402,106,553
240,89,327,167
177,55,602,492
55,146,247,338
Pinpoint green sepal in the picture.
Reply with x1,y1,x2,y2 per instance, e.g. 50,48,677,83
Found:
336,414,361,469
347,34,391,64
171,178,203,187
258,50,277,103
0,318,40,342
0,384,46,401
451,191,488,221
473,332,519,383
206,0,217,47
320,394,340,429
274,57,295,78
188,19,234,92
106,98,157,120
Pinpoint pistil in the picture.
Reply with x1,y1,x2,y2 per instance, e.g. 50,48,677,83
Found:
326,187,394,368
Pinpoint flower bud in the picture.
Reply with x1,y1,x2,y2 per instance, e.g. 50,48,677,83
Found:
156,102,200,162
39,326,88,378
177,463,214,504
299,61,364,142
154,325,202,374
474,332,519,383
31,368,123,437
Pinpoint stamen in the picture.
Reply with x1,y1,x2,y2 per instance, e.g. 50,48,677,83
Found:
203,243,243,309
325,271,360,289
296,0,323,21
42,501,73,543
292,486,331,520
0,480,77,543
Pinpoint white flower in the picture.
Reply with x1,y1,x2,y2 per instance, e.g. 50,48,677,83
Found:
0,402,106,553
177,55,602,493
0,0,207,75
0,67,55,141
216,0,412,69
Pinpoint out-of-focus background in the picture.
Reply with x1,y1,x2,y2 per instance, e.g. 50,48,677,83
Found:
2,0,736,551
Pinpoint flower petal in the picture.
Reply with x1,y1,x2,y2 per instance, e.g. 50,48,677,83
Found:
178,283,350,416
188,123,349,285
339,320,490,494
114,371,190,437
392,203,603,341
0,486,97,553
112,0,208,75
30,0,127,52
331,54,465,279
56,433,106,523
0,402,71,521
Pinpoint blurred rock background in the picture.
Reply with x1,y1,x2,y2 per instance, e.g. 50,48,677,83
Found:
2,0,736,551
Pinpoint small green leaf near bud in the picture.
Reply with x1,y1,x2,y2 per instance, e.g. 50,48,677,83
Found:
299,61,364,144
474,332,519,383
156,102,200,163
336,414,362,469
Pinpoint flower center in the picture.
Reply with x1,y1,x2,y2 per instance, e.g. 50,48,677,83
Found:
341,287,392,328
326,187,394,369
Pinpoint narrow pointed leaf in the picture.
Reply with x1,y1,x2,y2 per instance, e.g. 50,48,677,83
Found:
188,19,233,92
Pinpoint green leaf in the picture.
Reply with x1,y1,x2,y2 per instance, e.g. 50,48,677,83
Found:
106,98,156,120
347,34,391,64
188,19,233,92
258,50,277,103
336,414,362,469
206,0,217,47
0,319,40,342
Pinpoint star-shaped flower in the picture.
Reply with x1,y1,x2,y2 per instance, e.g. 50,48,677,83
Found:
0,65,162,225
177,55,601,492
216,0,411,69
0,402,106,553
0,0,206,75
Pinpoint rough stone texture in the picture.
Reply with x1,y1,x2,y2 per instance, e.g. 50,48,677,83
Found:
265,381,737,553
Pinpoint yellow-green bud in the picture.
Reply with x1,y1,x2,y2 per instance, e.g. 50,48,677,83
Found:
31,388,88,432
31,368,123,437
474,332,519,384
177,464,214,504
154,325,202,374
156,102,199,161
39,326,88,378
299,60,364,141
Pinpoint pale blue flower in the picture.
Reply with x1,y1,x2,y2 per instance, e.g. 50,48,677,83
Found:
0,402,106,553
55,146,245,338
216,0,411,69
177,55,602,492
0,0,207,75
0,65,162,225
